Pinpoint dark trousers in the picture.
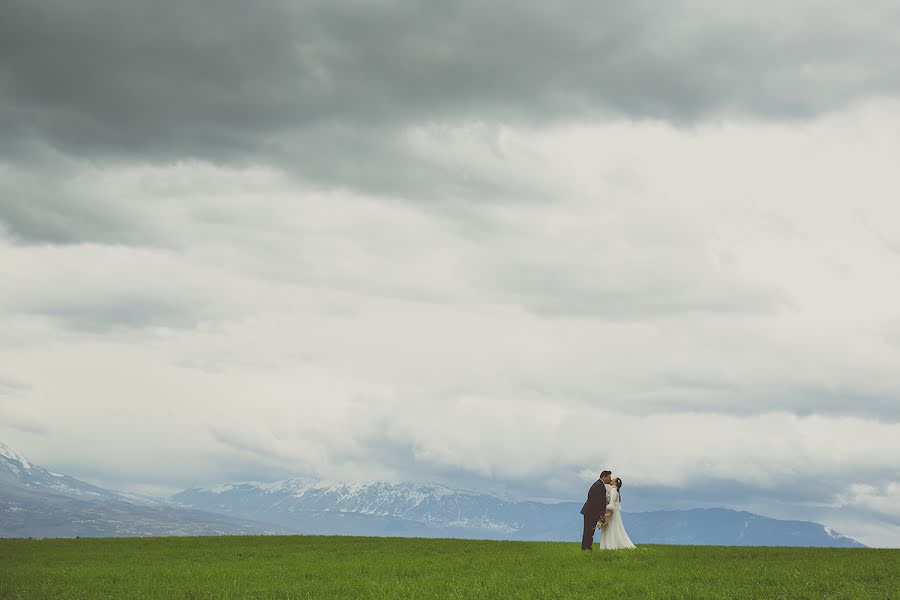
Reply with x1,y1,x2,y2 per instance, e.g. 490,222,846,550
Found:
581,513,599,550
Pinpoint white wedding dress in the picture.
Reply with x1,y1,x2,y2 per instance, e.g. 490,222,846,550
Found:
599,486,636,550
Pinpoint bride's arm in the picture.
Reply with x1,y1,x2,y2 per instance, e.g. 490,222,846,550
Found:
605,489,617,512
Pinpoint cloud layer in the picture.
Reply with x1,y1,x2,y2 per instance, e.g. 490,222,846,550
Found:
2,0,899,546
4,0,900,194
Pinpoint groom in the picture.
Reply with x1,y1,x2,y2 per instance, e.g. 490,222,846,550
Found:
580,470,612,551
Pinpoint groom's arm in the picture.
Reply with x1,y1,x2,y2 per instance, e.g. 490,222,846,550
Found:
586,482,608,519
587,483,606,515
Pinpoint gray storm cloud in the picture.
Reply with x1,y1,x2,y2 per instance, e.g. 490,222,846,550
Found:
3,1,900,174
4,0,900,241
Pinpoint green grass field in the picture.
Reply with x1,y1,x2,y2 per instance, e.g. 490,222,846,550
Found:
1,535,897,599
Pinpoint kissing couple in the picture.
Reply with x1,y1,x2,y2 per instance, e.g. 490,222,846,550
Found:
580,469,637,551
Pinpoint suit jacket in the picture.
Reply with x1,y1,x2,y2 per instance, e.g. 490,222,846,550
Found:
580,478,607,520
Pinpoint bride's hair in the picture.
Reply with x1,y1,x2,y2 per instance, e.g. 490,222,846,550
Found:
615,477,622,500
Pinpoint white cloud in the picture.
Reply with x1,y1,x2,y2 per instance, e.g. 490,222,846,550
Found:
2,98,900,546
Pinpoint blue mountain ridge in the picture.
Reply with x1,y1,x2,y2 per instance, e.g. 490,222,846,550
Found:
0,443,864,546
172,479,864,547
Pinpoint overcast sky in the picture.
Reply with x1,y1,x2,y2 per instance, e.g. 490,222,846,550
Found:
2,0,900,547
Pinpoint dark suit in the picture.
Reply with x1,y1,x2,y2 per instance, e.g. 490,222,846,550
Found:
579,478,607,550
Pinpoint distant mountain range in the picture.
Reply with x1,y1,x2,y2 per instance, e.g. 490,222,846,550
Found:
1,442,864,547
0,441,289,538
171,479,864,547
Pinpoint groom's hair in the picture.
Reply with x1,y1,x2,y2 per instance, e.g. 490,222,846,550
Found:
600,470,611,478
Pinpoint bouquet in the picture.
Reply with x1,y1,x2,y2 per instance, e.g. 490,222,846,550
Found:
596,516,607,530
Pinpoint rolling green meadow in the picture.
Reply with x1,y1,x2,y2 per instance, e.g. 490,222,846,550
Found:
1,535,897,599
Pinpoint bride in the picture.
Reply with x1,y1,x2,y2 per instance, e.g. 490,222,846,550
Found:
599,476,637,550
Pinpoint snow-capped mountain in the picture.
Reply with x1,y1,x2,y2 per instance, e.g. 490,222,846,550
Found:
172,478,865,547
0,442,289,538
172,479,548,537
1,441,156,506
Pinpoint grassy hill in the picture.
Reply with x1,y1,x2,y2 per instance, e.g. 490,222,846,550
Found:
1,535,896,599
